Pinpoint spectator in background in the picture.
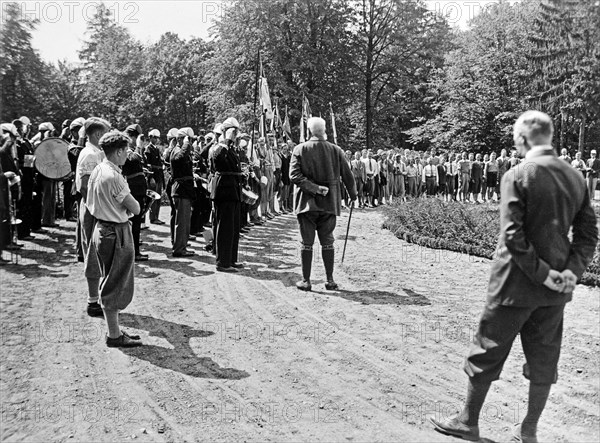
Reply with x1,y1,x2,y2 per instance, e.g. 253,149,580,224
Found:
586,150,600,201
471,153,484,203
571,152,586,177
558,148,571,164
484,152,499,202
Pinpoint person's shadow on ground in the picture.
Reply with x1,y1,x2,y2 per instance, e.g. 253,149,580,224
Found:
119,313,249,380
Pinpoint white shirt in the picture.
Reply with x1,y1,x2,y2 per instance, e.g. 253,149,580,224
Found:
422,164,439,182
361,158,378,175
76,141,105,193
87,159,132,223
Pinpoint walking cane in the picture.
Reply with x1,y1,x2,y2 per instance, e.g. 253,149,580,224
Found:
341,201,354,263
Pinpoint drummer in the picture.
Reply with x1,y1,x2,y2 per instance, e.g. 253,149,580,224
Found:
13,119,36,241
36,122,59,228
0,123,22,251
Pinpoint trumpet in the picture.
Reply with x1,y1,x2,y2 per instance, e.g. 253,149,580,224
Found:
140,189,161,218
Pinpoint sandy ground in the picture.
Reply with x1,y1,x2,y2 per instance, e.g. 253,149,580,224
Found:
1,206,598,442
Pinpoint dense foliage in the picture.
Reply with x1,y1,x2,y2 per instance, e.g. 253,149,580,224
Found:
382,199,600,287
1,0,598,153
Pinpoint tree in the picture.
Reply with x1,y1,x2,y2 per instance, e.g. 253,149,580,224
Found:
203,0,357,143
130,33,211,131
352,0,450,150
529,0,600,153
78,3,144,128
405,0,539,153
0,2,50,122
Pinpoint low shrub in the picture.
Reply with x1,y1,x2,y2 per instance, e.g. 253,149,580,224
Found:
382,198,600,287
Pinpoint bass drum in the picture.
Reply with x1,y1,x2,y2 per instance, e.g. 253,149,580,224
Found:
34,137,72,180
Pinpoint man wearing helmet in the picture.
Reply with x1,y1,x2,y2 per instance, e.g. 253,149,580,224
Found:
209,117,244,272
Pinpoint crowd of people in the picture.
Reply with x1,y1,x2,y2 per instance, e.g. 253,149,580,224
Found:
1,111,599,443
0,117,297,264
0,114,302,346
2,117,599,268
346,146,600,207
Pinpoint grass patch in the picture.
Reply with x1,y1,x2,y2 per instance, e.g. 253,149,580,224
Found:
382,198,600,287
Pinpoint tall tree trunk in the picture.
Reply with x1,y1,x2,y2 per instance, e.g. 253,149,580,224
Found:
578,113,586,153
365,72,373,151
560,109,566,152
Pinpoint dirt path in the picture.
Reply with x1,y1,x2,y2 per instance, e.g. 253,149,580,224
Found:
1,207,598,442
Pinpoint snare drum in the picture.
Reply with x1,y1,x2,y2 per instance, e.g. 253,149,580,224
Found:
241,188,259,205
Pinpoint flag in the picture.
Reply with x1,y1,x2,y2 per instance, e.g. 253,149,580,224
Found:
271,101,283,135
299,94,312,142
282,105,292,141
329,102,338,145
259,58,273,120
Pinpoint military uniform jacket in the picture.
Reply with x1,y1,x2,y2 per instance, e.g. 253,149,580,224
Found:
170,142,195,200
121,149,147,197
144,143,165,184
209,142,242,202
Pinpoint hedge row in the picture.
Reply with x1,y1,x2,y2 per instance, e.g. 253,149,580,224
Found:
382,199,600,288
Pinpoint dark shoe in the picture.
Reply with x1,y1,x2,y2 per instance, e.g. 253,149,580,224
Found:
122,330,141,340
135,254,149,262
231,262,244,269
172,251,195,257
140,225,149,230
266,213,275,219
66,217,77,222
511,423,538,443
32,228,46,234
151,220,165,225
325,281,339,290
430,417,479,442
204,244,213,253
87,302,104,318
77,256,84,263
216,265,238,273
296,280,312,291
106,333,142,348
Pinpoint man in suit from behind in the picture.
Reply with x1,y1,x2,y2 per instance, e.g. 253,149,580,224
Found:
290,117,357,291
430,110,598,443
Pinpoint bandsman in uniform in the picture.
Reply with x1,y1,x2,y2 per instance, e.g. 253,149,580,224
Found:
169,127,196,257
145,129,165,225
122,124,148,262
209,118,244,272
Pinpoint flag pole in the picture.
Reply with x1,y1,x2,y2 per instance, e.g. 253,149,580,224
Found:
250,49,260,160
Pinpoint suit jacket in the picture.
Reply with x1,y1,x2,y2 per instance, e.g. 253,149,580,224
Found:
488,146,598,307
290,137,357,216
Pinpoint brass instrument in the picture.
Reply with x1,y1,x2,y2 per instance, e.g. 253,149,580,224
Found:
140,189,161,218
